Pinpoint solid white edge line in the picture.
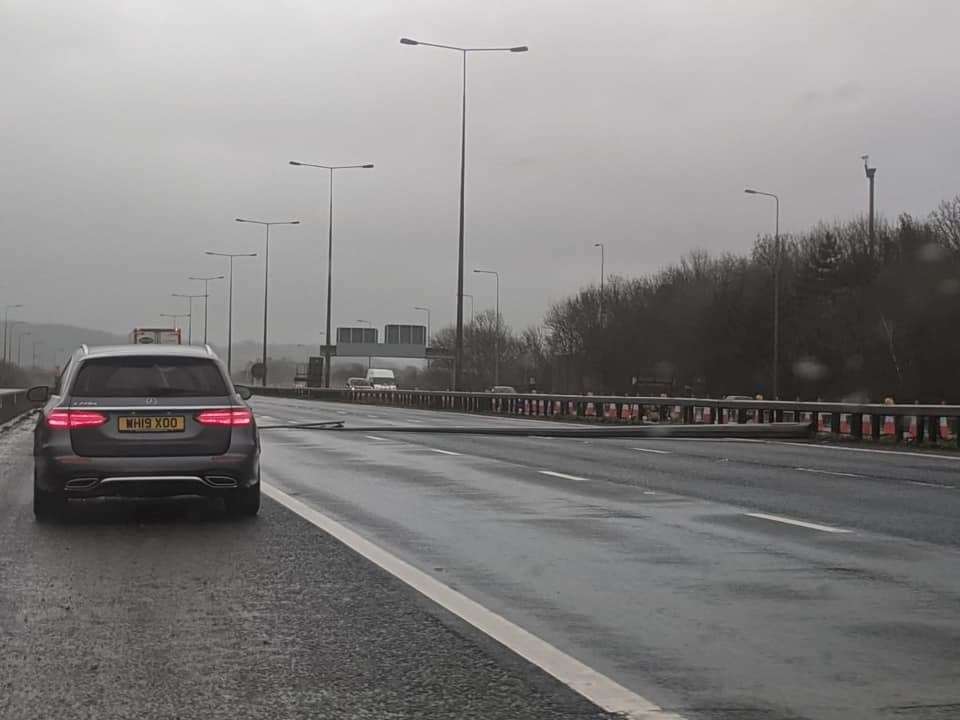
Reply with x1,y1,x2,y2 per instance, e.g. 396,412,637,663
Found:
364,435,388,441
744,512,852,534
428,448,462,456
632,448,672,455
771,441,960,461
262,482,683,719
539,470,590,482
906,480,956,489
793,467,863,478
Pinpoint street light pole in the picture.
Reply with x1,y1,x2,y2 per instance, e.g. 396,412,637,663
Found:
290,161,374,388
745,188,781,399
462,294,475,325
473,269,500,387
189,275,224,345
172,293,206,345
205,251,257,377
413,306,431,345
2,304,24,365
400,37,528,391
355,319,373,369
862,155,877,241
17,331,31,367
594,242,605,325
235,218,300,387
32,339,43,368
160,313,189,345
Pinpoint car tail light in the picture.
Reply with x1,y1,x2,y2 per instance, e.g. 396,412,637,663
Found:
196,409,253,426
47,409,108,429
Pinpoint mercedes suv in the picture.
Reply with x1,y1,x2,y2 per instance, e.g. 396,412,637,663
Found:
28,344,260,520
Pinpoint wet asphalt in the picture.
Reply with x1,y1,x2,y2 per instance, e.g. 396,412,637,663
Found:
250,396,960,720
0,414,615,720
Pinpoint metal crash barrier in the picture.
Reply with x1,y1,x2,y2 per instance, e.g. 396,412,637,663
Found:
253,386,960,446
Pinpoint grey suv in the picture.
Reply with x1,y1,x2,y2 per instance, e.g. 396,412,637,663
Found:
28,344,260,520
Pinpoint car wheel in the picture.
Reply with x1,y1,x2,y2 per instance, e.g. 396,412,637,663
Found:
225,483,260,517
33,476,66,522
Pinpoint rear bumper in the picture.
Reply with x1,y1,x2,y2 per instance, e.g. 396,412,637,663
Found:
35,449,259,497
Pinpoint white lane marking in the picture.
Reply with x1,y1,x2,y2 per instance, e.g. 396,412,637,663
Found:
262,482,683,720
907,480,956,489
428,448,462,456
745,512,852,534
365,435,389,441
530,435,555,440
632,447,672,455
258,415,277,422
539,470,590,482
793,467,864,478
772,441,960,462
366,414,381,418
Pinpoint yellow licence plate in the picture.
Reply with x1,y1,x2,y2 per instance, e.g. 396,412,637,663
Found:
118,415,186,433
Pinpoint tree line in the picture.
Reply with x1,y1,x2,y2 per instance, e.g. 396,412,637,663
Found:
424,194,960,402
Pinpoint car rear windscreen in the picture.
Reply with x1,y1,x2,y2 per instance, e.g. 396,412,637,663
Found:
71,357,228,397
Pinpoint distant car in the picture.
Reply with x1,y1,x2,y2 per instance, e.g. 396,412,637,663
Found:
28,344,260,521
346,377,373,389
490,386,517,394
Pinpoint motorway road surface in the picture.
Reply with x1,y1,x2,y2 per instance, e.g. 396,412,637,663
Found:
3,398,960,719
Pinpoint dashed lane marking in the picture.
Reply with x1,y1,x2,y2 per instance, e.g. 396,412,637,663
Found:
428,448,462,456
744,512,853,534
632,447,672,455
793,467,864,478
262,482,686,720
539,470,590,483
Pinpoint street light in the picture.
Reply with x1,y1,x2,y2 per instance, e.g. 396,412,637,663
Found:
172,293,206,345
473,269,501,386
745,187,781,399
401,36,528,391
189,275,225,345
205,250,258,376
594,242,605,325
235,218,300,387
160,313,189,343
32,339,44,368
16,330,31,367
413,306,431,346
355,319,373,369
2,304,24,365
289,161,374,388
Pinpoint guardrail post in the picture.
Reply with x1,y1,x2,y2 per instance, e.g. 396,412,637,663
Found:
871,414,881,441
928,415,940,443
830,412,841,436
850,413,863,440
893,415,903,443
736,408,747,424
682,405,694,424
915,415,926,444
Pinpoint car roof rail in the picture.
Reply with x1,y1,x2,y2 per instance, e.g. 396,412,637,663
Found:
80,344,89,355
203,344,215,356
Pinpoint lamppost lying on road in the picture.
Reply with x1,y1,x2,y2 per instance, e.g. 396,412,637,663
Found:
289,161,374,388
400,36,527,391
745,187,781,399
189,274,224,345
172,293,206,345
235,218,300,387
473,268,501,387
205,250,257,376
2,303,24,365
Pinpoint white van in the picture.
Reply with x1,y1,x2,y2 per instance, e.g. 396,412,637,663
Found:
365,368,397,389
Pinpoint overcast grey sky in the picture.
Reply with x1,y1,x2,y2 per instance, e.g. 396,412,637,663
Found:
2,0,958,344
